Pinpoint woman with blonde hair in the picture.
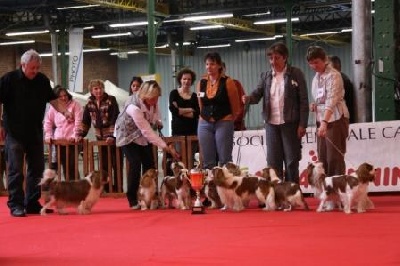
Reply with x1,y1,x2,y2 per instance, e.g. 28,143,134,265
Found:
115,80,179,209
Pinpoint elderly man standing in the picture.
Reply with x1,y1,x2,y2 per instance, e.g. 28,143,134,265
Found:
0,49,72,217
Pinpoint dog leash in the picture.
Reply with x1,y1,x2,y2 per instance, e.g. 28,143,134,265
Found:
314,110,357,169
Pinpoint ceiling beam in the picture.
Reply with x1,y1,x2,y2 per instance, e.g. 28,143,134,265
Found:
209,17,275,36
76,0,169,16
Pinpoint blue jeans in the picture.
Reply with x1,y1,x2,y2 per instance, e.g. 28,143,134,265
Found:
197,119,234,169
6,134,44,211
265,122,301,183
121,143,155,207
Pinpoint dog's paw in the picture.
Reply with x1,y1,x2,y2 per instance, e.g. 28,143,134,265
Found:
40,208,47,216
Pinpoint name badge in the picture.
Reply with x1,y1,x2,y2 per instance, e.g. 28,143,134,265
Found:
317,87,325,99
197,92,205,98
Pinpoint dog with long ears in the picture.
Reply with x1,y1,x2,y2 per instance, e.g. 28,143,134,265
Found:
209,166,276,212
39,169,109,215
259,167,309,211
160,162,192,210
138,168,159,210
204,162,243,209
307,161,376,214
350,162,376,212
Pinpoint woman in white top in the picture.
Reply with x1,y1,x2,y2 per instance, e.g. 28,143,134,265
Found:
115,80,179,209
307,45,350,176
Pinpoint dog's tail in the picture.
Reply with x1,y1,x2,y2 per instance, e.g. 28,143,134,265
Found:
38,169,57,186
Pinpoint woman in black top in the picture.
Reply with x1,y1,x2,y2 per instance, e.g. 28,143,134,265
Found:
168,68,199,173
169,68,199,136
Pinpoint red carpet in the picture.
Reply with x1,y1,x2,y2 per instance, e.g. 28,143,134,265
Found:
1,195,399,266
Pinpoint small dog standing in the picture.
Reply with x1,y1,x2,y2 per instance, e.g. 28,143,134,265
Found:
138,168,159,210
209,166,276,212
204,162,243,209
160,162,192,210
39,169,108,215
307,161,376,214
259,167,309,211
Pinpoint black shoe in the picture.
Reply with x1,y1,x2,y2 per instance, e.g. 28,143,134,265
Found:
11,208,26,217
26,205,54,214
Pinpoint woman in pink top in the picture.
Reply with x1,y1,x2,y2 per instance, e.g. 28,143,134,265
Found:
44,86,83,179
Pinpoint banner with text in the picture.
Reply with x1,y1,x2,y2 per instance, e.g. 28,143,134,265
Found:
232,120,400,193
68,28,84,92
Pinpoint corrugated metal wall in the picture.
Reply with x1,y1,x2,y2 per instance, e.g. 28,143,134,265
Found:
118,41,352,136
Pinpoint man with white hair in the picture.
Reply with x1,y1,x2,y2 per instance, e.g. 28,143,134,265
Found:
0,49,72,217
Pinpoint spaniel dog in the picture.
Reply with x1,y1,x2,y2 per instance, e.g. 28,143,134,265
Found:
259,167,309,211
307,162,375,214
138,168,159,210
39,169,108,215
204,162,243,209
160,162,192,210
208,166,276,212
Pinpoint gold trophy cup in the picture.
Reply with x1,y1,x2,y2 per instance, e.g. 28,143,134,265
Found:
190,170,205,214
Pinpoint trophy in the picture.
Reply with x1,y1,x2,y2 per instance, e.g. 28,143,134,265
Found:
190,169,205,214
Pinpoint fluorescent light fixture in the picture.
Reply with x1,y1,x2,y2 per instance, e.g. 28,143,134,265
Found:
57,4,99,10
254,17,299,25
184,13,233,21
341,28,352,33
163,18,185,23
83,48,110,53
110,51,139,56
235,35,283,42
0,40,35,46
91,32,131,38
244,9,271,17
83,26,95,30
165,13,233,23
39,48,110,57
190,25,224,31
156,44,169,49
197,43,231,49
156,42,191,49
109,21,156,28
6,30,49,36
300,31,338,37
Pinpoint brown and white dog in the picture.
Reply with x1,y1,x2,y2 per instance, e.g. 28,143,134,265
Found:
208,166,276,211
204,162,243,209
351,162,376,212
204,176,223,209
39,169,109,215
138,168,159,210
259,167,309,211
160,162,192,210
307,161,375,214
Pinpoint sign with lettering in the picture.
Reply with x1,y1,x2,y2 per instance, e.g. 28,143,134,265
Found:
232,121,400,193
68,28,84,92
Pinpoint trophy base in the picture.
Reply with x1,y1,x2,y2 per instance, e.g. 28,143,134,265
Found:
191,205,205,214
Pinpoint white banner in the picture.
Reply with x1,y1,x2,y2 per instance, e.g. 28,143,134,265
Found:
232,120,400,193
68,28,84,92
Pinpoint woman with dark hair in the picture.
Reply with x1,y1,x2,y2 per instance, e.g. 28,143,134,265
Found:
169,68,199,136
196,52,241,170
167,68,199,174
307,46,349,177
243,42,309,183
44,85,83,178
129,76,143,95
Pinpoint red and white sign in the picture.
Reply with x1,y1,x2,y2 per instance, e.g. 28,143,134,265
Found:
232,120,400,193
